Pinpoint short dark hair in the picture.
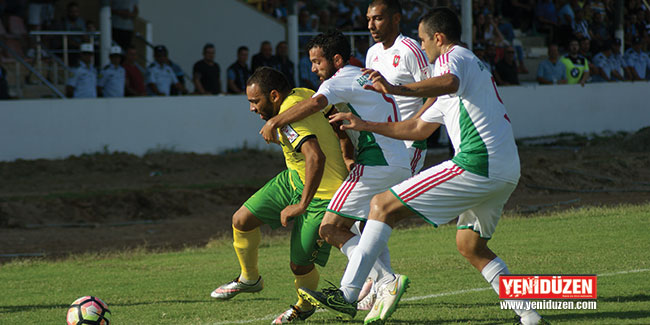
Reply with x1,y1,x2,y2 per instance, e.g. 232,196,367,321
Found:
237,46,249,54
203,43,215,53
306,30,351,64
419,7,461,42
369,0,402,16
246,66,291,95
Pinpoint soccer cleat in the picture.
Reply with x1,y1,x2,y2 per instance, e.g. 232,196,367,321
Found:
515,315,550,325
210,276,263,300
364,274,410,325
298,284,357,320
271,305,316,324
357,278,377,311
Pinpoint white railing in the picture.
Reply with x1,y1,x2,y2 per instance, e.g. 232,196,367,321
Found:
28,30,100,84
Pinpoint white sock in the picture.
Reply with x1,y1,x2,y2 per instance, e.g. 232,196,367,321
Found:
340,220,392,303
340,234,393,282
482,257,541,323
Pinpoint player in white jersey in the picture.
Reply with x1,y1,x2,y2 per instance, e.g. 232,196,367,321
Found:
300,9,547,325
365,0,434,175
259,31,412,321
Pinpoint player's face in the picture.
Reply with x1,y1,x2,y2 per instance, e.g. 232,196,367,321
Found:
309,46,337,81
110,54,121,65
366,5,398,43
246,83,274,121
418,23,440,63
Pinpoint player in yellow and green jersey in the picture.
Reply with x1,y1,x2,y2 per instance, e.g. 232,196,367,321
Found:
211,67,350,324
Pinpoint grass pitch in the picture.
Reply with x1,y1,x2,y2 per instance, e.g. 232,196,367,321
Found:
1,203,649,324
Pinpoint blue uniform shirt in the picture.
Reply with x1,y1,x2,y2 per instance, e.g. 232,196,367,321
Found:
537,59,566,83
98,64,126,97
593,52,613,79
625,48,650,79
147,62,178,95
67,61,97,98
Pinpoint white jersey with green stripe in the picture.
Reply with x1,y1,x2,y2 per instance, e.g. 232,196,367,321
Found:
366,34,432,150
420,45,520,184
315,65,411,169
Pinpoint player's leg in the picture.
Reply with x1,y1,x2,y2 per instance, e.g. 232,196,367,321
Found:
455,183,543,325
212,170,294,300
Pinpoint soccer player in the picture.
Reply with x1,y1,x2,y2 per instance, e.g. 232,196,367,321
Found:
299,8,547,325
210,67,349,324
365,0,433,177
259,31,413,322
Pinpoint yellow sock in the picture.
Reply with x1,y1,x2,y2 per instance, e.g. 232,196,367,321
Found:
294,267,319,311
232,225,261,283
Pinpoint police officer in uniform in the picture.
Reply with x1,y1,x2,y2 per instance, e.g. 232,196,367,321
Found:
98,45,126,97
560,39,590,86
66,43,97,98
146,45,186,96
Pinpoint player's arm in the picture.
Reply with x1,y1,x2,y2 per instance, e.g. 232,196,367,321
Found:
193,71,207,94
329,112,440,141
260,94,329,143
362,68,459,98
327,107,355,171
280,138,325,227
412,97,437,119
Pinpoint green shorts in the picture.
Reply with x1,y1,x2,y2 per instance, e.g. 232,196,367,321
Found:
243,169,332,267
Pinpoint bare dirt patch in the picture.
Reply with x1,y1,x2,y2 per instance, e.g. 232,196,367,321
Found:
1,129,649,262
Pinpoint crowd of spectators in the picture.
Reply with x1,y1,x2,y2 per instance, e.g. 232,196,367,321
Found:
2,0,650,99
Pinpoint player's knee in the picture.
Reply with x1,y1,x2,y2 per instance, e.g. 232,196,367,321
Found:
369,191,402,225
290,262,314,275
231,206,256,231
318,223,336,244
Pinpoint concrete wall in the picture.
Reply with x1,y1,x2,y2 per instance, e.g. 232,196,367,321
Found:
138,0,286,93
0,82,647,162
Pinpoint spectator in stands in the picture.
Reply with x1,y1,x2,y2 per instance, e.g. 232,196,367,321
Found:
298,9,313,48
192,43,221,95
610,38,632,80
474,42,494,74
336,0,362,30
560,39,590,86
227,46,251,94
265,0,287,23
557,0,576,26
571,8,591,40
317,9,331,33
537,44,567,84
65,43,97,98
98,45,126,97
111,0,139,50
592,40,624,82
271,41,295,87
495,46,520,85
147,45,185,96
251,41,274,73
168,59,187,95
298,52,319,91
535,0,558,43
624,13,640,47
484,42,499,74
123,46,146,96
579,38,598,78
589,11,609,48
59,2,86,48
624,37,650,81
27,0,55,31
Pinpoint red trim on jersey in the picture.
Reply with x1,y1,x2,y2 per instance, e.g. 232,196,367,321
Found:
404,167,464,202
399,165,464,202
410,148,423,174
382,94,399,122
332,165,364,212
402,39,427,69
330,165,359,211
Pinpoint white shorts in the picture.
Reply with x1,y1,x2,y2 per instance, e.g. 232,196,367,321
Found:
409,146,426,175
390,160,517,239
327,164,412,221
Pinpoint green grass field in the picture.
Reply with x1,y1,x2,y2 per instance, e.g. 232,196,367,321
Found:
1,203,649,324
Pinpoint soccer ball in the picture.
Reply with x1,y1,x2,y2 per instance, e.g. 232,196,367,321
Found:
66,296,111,325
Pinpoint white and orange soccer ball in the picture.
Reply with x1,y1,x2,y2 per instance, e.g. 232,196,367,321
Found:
66,296,111,325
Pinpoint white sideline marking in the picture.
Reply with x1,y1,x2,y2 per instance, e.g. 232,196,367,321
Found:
210,268,650,325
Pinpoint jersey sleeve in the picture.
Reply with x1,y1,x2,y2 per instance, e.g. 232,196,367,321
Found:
280,117,317,152
402,40,431,82
419,100,444,124
314,78,352,106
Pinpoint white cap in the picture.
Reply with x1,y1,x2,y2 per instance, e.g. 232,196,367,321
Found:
80,43,94,53
110,45,123,55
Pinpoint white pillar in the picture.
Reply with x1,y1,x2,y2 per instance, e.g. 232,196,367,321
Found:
461,0,472,50
99,0,111,67
145,22,154,64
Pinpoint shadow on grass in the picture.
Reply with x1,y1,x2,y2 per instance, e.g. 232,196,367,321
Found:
550,310,650,322
0,303,70,314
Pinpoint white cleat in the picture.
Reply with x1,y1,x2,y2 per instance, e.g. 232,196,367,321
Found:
363,274,410,325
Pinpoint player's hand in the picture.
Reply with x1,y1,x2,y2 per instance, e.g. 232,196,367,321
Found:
329,112,367,131
361,68,394,94
259,118,279,144
280,204,306,227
